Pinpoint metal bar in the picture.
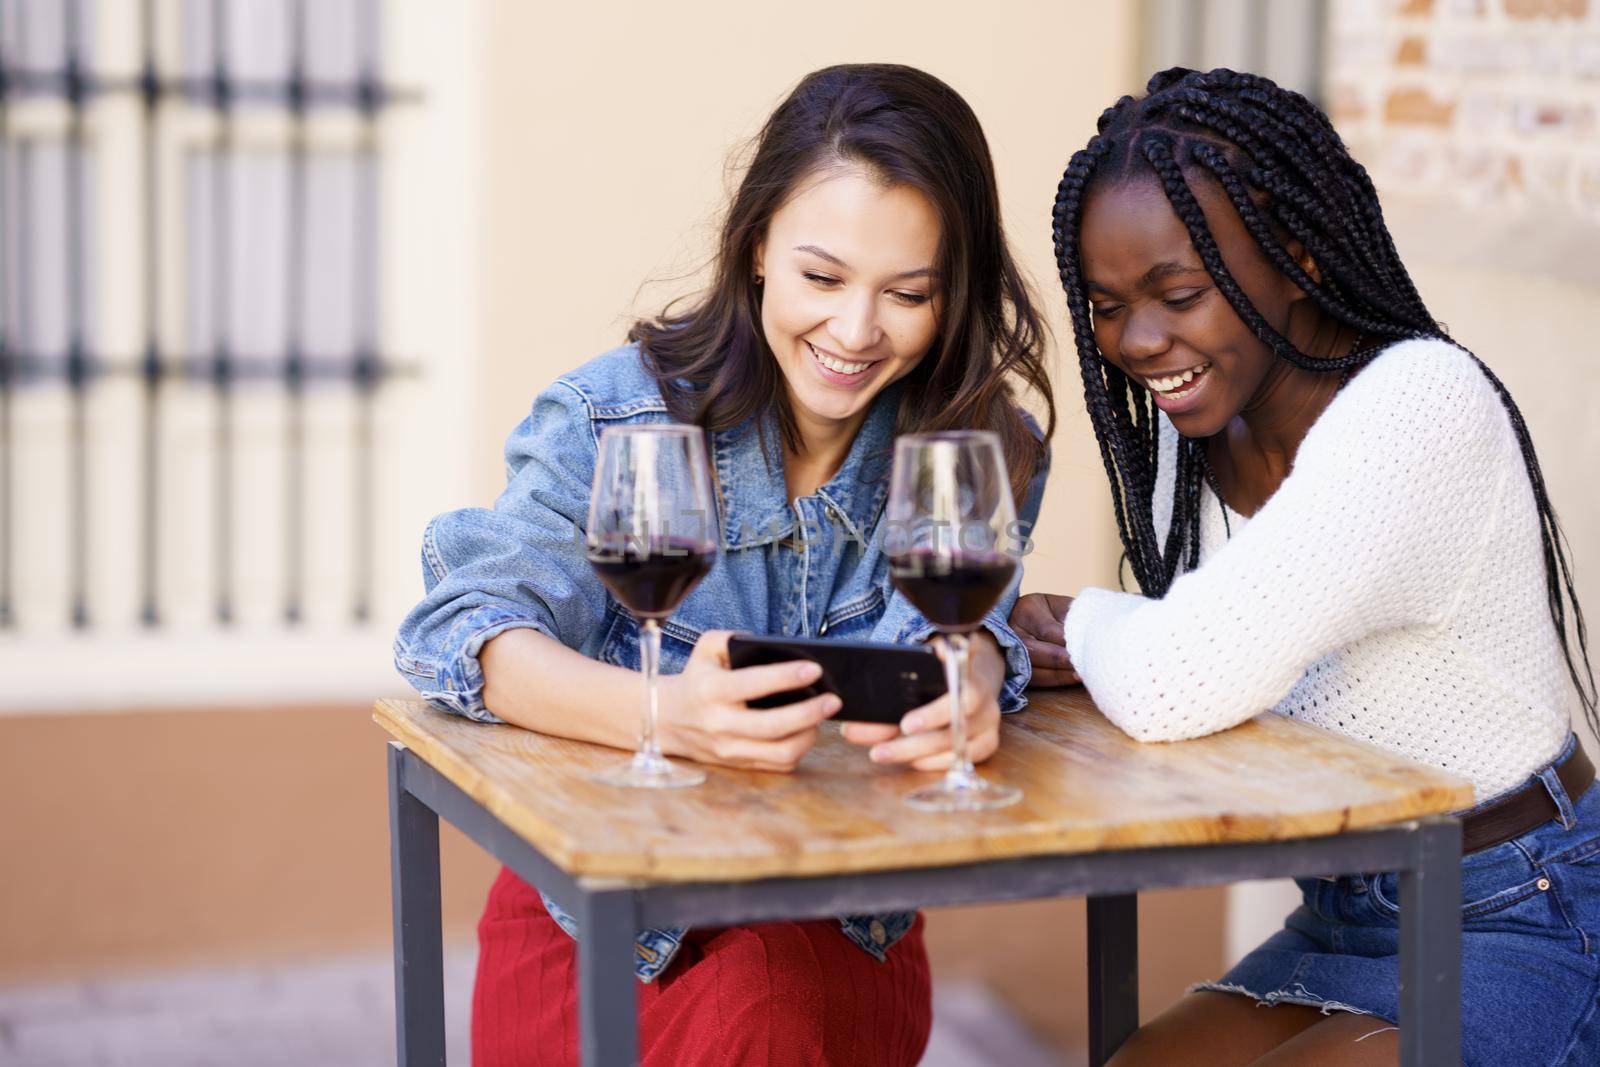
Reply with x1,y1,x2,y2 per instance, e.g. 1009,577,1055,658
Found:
137,0,160,627
1182,0,1204,70
636,829,1425,927
350,0,381,626
0,0,13,629
0,68,424,107
0,349,418,384
1306,0,1329,108
576,889,641,1067
14,143,28,636
387,743,447,1067
1087,893,1140,1066
1243,0,1267,76
283,0,307,625
63,0,89,629
1398,817,1462,1067
209,0,233,626
1141,0,1201,78
394,744,588,915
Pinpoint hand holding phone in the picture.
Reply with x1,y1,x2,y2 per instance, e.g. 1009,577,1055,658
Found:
726,634,947,725
654,631,844,773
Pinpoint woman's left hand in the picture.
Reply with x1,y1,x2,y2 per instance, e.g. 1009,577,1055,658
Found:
840,631,1006,770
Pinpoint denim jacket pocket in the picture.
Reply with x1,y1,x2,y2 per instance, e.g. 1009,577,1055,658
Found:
818,586,884,640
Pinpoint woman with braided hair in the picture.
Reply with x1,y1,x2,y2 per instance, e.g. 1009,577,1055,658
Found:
1012,67,1600,1064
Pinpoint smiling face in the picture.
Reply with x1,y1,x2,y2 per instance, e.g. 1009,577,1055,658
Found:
752,165,942,440
1079,174,1313,439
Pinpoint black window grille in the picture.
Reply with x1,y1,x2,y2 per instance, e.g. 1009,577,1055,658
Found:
1138,0,1327,105
0,0,417,632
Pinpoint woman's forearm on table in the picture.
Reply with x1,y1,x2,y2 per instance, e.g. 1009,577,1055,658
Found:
479,627,644,750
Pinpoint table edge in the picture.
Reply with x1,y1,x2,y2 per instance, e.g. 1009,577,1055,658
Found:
373,699,1475,883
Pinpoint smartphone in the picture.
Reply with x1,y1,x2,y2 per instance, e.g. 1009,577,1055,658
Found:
726,633,946,725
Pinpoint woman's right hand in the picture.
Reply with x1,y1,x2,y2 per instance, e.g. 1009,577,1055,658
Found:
1010,592,1081,687
658,630,842,773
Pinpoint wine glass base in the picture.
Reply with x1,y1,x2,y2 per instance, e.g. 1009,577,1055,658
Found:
904,776,1021,812
592,753,705,789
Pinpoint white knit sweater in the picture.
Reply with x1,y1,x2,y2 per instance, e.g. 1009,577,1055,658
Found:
1063,339,1576,802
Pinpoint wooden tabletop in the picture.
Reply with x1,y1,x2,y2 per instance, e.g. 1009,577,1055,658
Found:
373,690,1474,883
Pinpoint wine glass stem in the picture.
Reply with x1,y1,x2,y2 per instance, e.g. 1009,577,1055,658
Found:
639,617,663,761
941,631,977,785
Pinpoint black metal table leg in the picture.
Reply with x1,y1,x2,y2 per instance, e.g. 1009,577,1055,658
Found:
1088,892,1140,1066
389,742,447,1066
577,888,641,1066
1399,817,1462,1067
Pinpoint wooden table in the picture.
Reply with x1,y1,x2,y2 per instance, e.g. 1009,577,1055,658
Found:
377,690,1474,1067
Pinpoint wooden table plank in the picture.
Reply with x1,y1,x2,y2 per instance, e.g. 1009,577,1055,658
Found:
373,690,1474,883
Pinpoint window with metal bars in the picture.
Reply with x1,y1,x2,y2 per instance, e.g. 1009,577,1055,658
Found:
1138,0,1326,102
0,0,442,707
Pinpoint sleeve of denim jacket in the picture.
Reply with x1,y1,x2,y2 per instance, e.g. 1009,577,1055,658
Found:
868,435,1050,715
392,380,606,723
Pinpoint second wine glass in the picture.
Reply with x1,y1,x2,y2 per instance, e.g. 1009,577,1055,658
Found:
886,430,1023,812
586,424,718,788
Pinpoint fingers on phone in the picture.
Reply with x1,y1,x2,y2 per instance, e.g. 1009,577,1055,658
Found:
840,722,899,746
720,659,823,704
1030,668,1082,688
870,727,949,764
733,691,839,738
899,694,954,735
910,727,997,770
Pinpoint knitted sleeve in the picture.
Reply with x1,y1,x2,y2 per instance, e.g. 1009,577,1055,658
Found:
1064,339,1512,742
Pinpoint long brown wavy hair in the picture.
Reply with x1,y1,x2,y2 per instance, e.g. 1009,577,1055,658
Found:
629,63,1053,502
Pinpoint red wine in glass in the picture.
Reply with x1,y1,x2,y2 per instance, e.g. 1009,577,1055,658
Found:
890,549,1019,632
588,537,714,619
585,425,718,789
886,431,1023,812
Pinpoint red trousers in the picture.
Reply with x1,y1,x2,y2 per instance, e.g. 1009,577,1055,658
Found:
472,866,932,1066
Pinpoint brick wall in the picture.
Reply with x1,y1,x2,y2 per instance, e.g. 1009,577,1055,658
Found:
1328,0,1600,220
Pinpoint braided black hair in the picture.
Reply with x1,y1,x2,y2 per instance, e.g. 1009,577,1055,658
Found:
1051,67,1599,737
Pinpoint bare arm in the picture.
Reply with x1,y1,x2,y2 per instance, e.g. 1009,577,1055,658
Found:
480,627,844,773
480,627,649,749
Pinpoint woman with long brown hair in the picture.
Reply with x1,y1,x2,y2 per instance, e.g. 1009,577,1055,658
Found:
395,63,1053,1065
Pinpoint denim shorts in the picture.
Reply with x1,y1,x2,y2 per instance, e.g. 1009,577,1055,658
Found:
1195,733,1600,1066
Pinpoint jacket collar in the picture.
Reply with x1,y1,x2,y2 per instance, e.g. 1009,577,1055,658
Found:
712,382,901,550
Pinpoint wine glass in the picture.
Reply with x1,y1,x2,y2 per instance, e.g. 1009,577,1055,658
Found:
886,431,1023,811
586,424,718,788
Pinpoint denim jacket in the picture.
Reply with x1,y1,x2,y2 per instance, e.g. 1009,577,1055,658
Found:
394,344,1047,982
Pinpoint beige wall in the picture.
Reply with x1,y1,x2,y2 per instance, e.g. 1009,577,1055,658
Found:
479,0,1137,599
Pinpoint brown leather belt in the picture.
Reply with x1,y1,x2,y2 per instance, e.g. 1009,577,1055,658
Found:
1461,742,1594,855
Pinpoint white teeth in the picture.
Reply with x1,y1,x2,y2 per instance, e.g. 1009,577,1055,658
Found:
809,343,871,376
1146,362,1210,395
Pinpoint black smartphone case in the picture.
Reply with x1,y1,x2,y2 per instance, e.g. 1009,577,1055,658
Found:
726,633,947,725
